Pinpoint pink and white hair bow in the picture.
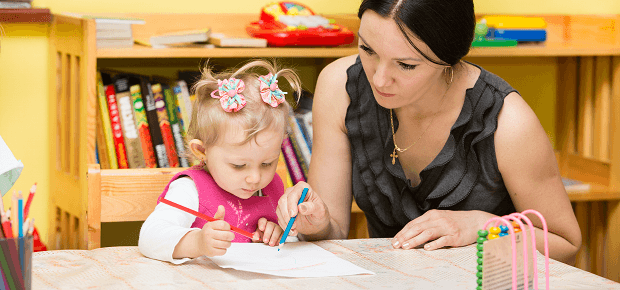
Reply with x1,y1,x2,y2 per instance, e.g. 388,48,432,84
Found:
210,78,246,112
259,73,286,107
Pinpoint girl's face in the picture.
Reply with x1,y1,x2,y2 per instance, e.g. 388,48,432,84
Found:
358,10,445,109
205,126,284,199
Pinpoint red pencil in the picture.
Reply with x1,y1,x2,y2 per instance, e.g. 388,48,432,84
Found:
23,183,36,219
1,212,13,238
158,197,254,239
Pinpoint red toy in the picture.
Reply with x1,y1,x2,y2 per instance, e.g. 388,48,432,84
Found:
246,2,355,47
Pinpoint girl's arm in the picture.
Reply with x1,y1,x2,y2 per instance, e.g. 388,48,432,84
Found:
495,92,582,264
277,55,357,240
138,177,200,264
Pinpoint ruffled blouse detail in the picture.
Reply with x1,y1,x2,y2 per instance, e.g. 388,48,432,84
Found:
345,57,518,237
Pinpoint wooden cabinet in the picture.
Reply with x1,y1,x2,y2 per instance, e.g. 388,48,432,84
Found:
49,13,620,281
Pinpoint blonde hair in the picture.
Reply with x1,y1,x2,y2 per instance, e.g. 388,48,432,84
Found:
187,59,301,160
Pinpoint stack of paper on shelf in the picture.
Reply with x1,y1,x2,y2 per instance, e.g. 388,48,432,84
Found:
209,32,267,48
63,13,145,48
147,28,213,49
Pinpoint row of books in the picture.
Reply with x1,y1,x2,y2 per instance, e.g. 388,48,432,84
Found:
95,71,193,169
277,95,313,188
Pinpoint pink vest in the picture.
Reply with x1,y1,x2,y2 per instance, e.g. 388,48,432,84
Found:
158,166,284,243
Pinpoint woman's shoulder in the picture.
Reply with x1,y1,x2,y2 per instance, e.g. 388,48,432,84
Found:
313,55,359,133
317,54,359,90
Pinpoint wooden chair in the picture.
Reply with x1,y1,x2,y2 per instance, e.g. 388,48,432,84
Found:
86,163,369,250
86,164,185,249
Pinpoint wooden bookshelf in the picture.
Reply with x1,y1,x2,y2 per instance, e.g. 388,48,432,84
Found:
49,12,620,281
0,8,51,23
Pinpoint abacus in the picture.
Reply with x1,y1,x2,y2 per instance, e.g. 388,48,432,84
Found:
475,209,550,290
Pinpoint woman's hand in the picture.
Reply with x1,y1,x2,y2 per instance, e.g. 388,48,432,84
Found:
252,218,283,247
276,182,331,237
392,210,496,251
196,205,235,257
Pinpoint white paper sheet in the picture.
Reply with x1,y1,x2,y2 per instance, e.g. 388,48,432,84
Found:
208,242,375,277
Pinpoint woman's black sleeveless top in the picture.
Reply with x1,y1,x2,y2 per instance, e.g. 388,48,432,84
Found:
345,57,517,237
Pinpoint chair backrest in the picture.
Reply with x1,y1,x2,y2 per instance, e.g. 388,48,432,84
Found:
87,164,184,249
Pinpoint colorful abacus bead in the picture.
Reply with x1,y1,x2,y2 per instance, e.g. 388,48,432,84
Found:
489,227,500,235
499,225,509,234
499,232,508,237
511,221,522,232
476,230,487,290
487,234,499,240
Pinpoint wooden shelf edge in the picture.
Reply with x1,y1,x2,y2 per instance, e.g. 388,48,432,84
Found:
97,45,359,59
0,8,51,23
568,183,620,202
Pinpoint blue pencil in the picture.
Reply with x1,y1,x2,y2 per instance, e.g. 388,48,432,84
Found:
278,187,308,251
18,192,24,276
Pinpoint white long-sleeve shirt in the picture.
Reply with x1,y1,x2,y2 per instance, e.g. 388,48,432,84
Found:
138,177,297,264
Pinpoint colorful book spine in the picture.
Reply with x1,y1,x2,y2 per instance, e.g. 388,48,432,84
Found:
177,80,193,131
295,111,313,149
287,114,311,177
114,76,145,169
281,136,305,184
96,72,118,169
151,83,180,167
129,77,157,168
163,84,190,167
141,77,169,168
105,84,129,169
278,152,294,188
95,104,111,169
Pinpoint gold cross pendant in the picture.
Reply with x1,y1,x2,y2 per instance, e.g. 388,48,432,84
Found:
390,149,398,165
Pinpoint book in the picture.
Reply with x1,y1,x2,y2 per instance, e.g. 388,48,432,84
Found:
135,38,215,49
208,32,267,47
277,152,294,188
95,107,111,169
140,76,169,168
62,13,145,24
151,83,180,167
96,25,133,40
62,14,144,49
97,38,134,49
114,75,145,169
97,72,118,169
104,84,129,169
128,76,158,168
149,28,211,46
287,114,311,176
295,112,313,150
173,80,193,132
162,83,190,167
562,177,591,192
281,136,306,184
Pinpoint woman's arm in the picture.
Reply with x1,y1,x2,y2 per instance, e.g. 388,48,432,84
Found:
276,55,357,240
495,92,582,264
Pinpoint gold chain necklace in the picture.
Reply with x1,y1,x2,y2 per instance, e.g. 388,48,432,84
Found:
390,73,454,165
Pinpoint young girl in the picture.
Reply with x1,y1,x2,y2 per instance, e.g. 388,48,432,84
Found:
139,59,301,264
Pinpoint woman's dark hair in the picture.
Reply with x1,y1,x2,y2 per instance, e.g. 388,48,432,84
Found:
358,0,475,66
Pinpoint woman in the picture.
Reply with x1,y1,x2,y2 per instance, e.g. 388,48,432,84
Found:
276,0,581,263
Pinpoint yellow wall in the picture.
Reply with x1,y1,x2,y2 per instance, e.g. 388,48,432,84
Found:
1,0,618,247
0,23,49,241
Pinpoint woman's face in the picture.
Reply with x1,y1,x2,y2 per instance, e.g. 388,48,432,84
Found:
358,10,445,109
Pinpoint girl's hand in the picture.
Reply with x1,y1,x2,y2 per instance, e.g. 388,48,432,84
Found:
197,205,235,257
252,218,283,247
392,210,496,251
276,182,331,237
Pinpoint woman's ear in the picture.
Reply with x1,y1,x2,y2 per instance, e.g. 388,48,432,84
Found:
188,139,207,162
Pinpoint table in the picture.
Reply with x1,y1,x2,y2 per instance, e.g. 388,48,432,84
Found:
32,238,620,289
